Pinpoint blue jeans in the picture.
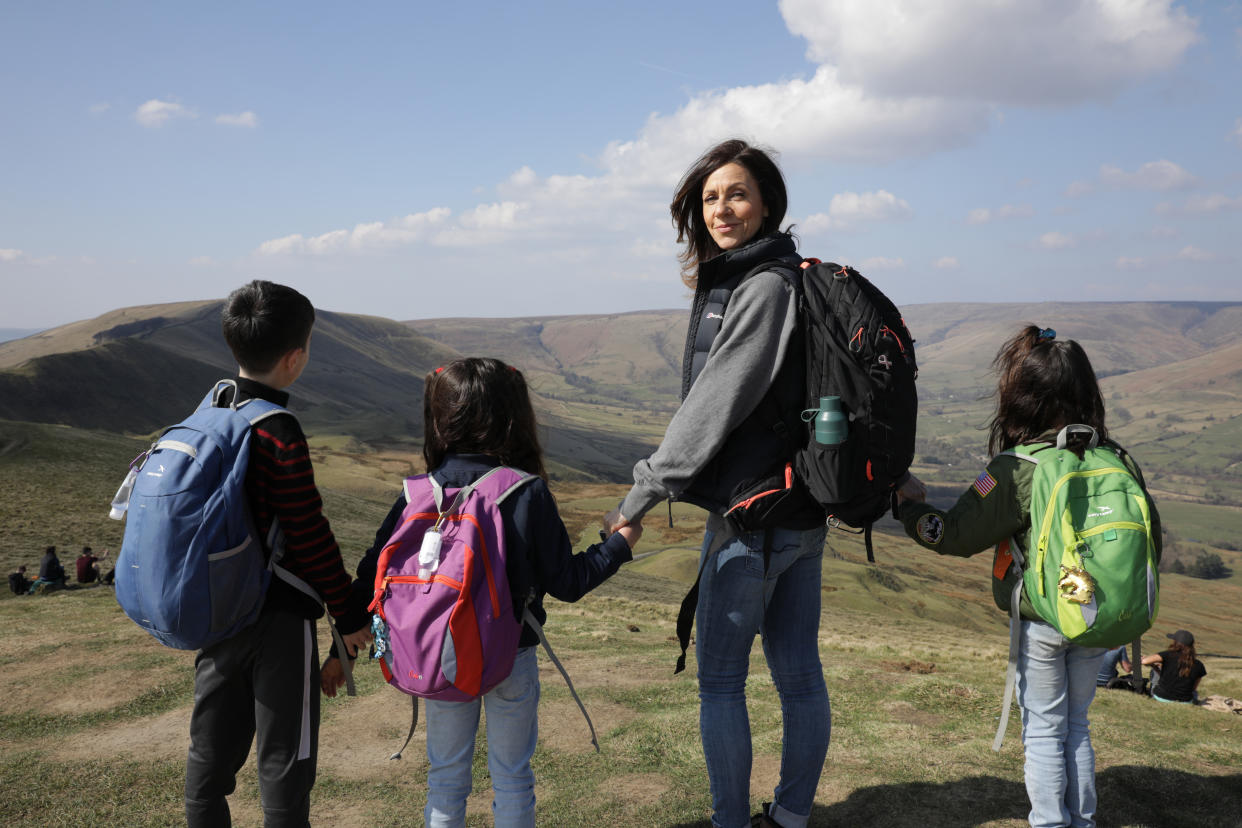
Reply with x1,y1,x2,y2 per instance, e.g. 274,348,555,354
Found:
423,646,540,828
696,520,830,828
1017,620,1106,828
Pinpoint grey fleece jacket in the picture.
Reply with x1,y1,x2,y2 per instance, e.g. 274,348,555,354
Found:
619,267,799,523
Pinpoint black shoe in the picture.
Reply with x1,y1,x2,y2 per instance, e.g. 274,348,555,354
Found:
750,803,779,827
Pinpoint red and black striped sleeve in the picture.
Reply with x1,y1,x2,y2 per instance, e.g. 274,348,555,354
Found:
248,416,353,619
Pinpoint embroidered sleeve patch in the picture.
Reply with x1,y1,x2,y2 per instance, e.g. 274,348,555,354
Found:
916,513,944,546
972,471,997,498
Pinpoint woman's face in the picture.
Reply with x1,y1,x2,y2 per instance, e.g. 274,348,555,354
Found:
702,162,767,251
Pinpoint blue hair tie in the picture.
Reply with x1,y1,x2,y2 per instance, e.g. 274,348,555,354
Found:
1037,328,1056,341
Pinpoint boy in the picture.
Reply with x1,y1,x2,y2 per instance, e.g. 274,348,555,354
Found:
184,280,371,827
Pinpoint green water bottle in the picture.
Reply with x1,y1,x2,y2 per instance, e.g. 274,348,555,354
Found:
802,395,848,445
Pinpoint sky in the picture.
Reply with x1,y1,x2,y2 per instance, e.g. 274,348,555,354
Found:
2,0,1240,330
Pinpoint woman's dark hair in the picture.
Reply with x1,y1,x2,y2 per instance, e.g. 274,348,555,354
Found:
422,357,547,480
670,138,788,287
1168,640,1197,678
987,325,1107,455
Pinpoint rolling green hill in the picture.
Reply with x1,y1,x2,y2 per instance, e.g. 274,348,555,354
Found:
1,296,1240,825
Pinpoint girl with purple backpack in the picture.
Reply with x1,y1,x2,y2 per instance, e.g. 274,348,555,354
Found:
322,357,641,828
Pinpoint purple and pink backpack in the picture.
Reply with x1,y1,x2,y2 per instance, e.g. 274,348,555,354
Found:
368,466,598,756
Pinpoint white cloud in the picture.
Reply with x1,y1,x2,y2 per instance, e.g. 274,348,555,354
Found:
1039,231,1075,249
1068,160,1197,197
1065,180,1095,198
1155,193,1242,216
801,190,912,234
779,0,1198,105
1177,245,1214,262
1098,160,1197,191
0,248,24,262
257,207,453,256
932,256,959,270
135,99,196,128
216,111,258,128
966,203,1034,224
858,256,905,270
248,0,1203,284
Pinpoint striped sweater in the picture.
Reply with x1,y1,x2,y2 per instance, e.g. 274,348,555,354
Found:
229,377,359,628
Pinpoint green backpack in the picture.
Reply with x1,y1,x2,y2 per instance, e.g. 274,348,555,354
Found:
992,424,1159,750
1010,425,1160,647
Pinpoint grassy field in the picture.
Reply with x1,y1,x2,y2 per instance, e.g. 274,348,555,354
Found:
2,475,1240,828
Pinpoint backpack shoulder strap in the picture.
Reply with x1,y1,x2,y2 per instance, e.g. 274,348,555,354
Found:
522,606,599,753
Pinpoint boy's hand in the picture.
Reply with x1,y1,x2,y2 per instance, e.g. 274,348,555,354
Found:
617,522,643,549
320,657,346,698
340,627,372,659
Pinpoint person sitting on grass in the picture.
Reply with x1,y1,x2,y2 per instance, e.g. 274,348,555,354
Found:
8,565,31,595
1142,629,1206,704
29,546,67,592
76,546,109,584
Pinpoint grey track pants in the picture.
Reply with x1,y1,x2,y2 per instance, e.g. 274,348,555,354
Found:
185,609,320,828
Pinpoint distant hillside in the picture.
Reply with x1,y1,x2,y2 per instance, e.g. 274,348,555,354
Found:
0,302,460,440
0,327,43,344
2,299,1241,496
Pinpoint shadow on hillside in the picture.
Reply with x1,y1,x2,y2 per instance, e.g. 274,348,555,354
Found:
667,768,1241,828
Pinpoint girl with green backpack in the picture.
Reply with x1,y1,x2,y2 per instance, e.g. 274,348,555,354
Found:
897,325,1161,828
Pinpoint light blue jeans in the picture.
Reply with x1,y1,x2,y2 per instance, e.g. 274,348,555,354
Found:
1017,620,1107,828
423,646,540,828
696,519,830,828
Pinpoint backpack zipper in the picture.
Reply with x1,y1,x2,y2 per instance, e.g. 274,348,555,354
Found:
1034,467,1138,596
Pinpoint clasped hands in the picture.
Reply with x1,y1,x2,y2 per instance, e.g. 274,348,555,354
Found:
603,508,643,547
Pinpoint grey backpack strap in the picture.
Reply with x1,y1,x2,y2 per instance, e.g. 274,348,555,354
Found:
267,520,356,697
390,696,419,761
993,538,1027,751
523,607,599,753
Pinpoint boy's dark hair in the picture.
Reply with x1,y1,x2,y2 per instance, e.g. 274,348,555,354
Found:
45,546,55,555
423,358,547,481
670,138,789,287
221,280,315,373
988,324,1107,455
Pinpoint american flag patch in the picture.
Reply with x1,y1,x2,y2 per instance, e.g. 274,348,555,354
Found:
972,471,997,498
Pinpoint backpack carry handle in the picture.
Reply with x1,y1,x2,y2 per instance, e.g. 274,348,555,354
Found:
1056,424,1099,450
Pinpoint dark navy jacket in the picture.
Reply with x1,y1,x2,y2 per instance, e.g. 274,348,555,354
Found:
347,453,632,648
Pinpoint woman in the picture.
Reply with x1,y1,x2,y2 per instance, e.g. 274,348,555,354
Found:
897,326,1161,828
1142,629,1206,703
605,139,830,828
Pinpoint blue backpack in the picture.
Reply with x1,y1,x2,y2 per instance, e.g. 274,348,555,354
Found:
110,380,292,650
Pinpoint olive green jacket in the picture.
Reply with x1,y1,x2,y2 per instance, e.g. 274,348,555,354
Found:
899,443,1161,619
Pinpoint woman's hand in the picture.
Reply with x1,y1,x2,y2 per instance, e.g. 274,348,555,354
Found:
603,507,629,535
320,657,346,698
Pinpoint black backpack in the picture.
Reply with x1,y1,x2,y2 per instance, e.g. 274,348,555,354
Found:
793,260,918,559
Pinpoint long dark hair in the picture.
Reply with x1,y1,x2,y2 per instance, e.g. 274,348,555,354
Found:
987,325,1107,455
670,138,788,287
422,357,547,480
1168,640,1197,678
